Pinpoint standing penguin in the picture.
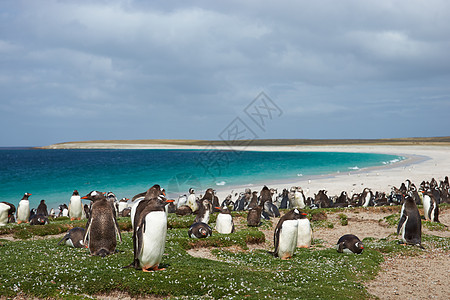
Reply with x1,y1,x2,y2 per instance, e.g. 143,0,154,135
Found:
57,227,85,248
194,199,212,224
296,212,313,248
422,190,439,222
397,195,424,248
69,190,83,220
186,188,198,213
335,234,364,254
215,206,234,234
36,200,48,216
359,188,374,207
271,209,301,259
17,193,32,224
82,191,122,257
125,185,168,272
118,198,129,215
188,222,212,238
247,199,264,227
0,202,16,225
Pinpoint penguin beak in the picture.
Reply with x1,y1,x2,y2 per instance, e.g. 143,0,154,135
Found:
81,196,88,199
166,199,175,203
162,191,166,196
215,207,221,210
301,213,307,216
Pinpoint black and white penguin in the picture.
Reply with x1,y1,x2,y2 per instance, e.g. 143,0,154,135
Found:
215,206,234,234
121,207,131,217
359,188,374,207
0,202,16,225
271,209,301,259
194,199,212,224
279,189,290,209
422,190,439,222
335,234,364,254
314,190,330,208
17,193,32,224
188,222,212,238
131,185,166,229
247,199,264,227
29,213,48,225
125,185,168,272
397,195,423,248
57,227,85,248
118,197,129,215
186,188,198,212
82,191,122,257
58,204,69,217
260,186,280,218
69,190,83,220
176,194,188,208
296,211,313,248
106,191,119,218
291,187,306,209
36,199,48,216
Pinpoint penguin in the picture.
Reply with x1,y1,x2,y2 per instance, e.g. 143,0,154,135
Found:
194,199,212,224
271,209,301,259
247,199,263,227
175,205,193,216
68,190,83,221
36,199,48,216
121,207,131,217
82,191,122,257
422,190,439,222
83,204,90,220
360,188,374,207
106,191,119,217
17,193,32,224
176,194,188,208
57,227,85,248
279,189,290,209
260,186,280,218
0,202,16,225
291,187,306,209
29,214,48,225
203,188,220,213
335,234,364,254
248,191,258,210
314,190,330,208
215,206,234,234
58,204,69,217
186,188,198,212
333,191,349,208
125,185,168,272
49,208,56,218
165,200,176,214
130,185,166,229
188,222,212,238
234,192,246,211
397,195,423,248
296,212,313,248
118,198,129,215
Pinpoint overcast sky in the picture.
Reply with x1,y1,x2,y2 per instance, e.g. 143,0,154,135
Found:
1,0,449,147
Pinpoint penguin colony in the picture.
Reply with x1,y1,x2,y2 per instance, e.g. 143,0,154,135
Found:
1,176,447,271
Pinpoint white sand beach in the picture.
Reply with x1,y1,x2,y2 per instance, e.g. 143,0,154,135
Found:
43,142,450,199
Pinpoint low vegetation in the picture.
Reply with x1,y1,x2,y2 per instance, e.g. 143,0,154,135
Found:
0,207,448,299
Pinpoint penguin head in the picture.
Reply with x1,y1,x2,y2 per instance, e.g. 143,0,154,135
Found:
355,241,364,251
199,228,207,236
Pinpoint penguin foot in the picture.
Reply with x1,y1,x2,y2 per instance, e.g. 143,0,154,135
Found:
17,221,22,224
142,265,166,272
280,255,292,260
70,218,75,221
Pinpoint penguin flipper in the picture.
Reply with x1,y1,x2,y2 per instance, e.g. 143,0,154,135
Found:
113,215,122,243
397,214,407,235
131,192,147,202
57,234,69,245
135,222,145,262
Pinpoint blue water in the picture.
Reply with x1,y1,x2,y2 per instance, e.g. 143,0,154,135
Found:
0,148,403,209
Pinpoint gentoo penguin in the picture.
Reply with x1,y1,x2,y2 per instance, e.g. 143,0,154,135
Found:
335,234,364,254
296,212,313,248
121,207,131,217
125,185,168,272
29,214,48,225
176,194,188,208
82,191,122,257
194,199,212,224
57,227,85,248
118,198,129,215
203,188,221,213
17,193,32,224
215,207,234,234
49,208,56,218
247,199,263,227
271,209,301,259
291,187,306,209
260,186,280,218
248,191,258,210
36,200,48,216
130,185,166,229
422,190,439,222
359,188,374,207
59,204,69,217
0,202,16,226
279,189,290,209
188,222,212,238
314,190,330,208
234,192,246,211
397,195,423,248
186,188,198,212
106,191,119,217
69,190,83,221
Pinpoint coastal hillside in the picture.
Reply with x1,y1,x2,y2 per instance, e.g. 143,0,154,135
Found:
39,136,450,149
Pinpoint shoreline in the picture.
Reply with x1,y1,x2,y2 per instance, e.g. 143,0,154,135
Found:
37,143,450,200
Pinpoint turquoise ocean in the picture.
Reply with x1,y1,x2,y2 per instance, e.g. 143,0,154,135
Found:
0,148,403,210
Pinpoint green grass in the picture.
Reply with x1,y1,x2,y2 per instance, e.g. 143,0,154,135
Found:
339,213,348,226
0,210,448,299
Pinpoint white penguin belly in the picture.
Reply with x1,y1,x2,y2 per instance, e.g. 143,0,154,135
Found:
0,203,9,226
69,196,83,218
187,195,198,211
215,214,233,234
278,220,298,258
401,215,408,242
139,211,167,268
297,219,312,247
17,200,29,221
118,202,127,213
423,196,431,220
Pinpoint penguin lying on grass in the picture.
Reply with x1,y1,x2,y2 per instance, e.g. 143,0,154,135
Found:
58,227,85,248
335,234,364,254
189,222,212,238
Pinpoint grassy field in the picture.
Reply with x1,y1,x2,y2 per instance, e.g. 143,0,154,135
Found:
39,136,450,149
0,208,448,299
